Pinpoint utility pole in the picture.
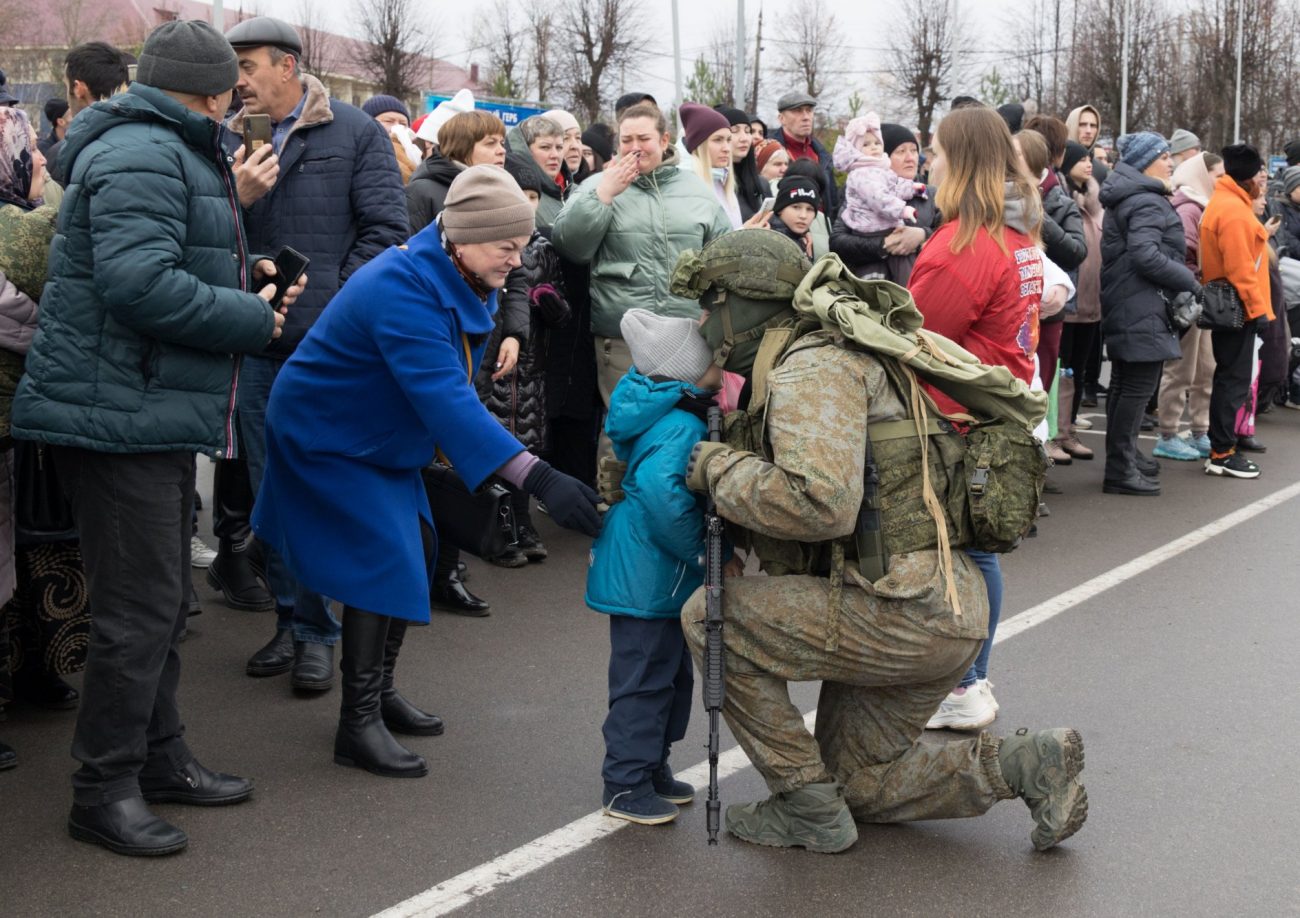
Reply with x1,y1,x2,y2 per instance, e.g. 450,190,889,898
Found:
672,0,684,108
749,4,763,115
1233,0,1244,143
1119,0,1132,136
212,0,223,28
734,0,746,109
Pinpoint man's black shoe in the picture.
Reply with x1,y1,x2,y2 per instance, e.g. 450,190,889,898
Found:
140,760,253,806
1103,475,1161,496
246,629,294,677
456,560,470,582
206,538,274,612
14,672,79,710
291,641,335,692
431,574,490,617
1237,435,1267,453
514,524,548,562
68,797,188,857
0,740,16,770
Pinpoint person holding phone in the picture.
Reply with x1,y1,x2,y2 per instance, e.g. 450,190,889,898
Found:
10,20,299,858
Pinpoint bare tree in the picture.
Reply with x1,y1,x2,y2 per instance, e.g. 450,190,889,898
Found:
473,0,528,98
888,0,970,145
352,0,433,98
559,0,649,123
54,0,111,47
767,0,845,100
526,3,558,102
295,0,343,80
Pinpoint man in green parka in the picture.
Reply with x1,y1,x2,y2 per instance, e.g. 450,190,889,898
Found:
12,20,291,857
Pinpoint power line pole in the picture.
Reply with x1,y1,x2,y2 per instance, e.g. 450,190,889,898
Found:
1233,0,1243,143
672,0,683,108
212,0,223,28
734,0,746,108
749,4,763,114
1120,0,1132,136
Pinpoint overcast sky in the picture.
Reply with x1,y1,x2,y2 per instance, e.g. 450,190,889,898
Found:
257,0,1023,119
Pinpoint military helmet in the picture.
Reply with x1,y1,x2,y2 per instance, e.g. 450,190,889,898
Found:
670,229,813,374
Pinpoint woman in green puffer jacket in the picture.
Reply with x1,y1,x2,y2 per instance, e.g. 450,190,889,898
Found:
551,102,732,462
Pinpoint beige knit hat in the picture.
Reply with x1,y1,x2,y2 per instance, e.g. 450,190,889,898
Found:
441,165,536,244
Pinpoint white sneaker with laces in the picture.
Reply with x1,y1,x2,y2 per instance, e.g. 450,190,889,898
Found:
926,685,997,731
190,535,218,569
977,678,999,713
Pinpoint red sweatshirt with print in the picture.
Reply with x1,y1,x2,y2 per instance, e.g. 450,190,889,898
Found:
908,221,1043,416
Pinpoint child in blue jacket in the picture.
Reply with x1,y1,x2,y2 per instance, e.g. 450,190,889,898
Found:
586,308,722,825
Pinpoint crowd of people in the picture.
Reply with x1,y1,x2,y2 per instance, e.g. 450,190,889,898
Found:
1,14,1295,859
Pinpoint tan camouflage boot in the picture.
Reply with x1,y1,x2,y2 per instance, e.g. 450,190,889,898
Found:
999,728,1088,850
724,782,858,854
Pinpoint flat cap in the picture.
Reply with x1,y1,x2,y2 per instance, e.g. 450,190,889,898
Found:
776,91,817,112
225,16,303,57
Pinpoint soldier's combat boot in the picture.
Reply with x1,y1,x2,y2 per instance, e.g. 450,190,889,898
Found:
998,727,1088,851
724,782,858,854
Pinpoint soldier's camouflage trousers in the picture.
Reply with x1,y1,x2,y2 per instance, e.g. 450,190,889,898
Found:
681,549,1018,823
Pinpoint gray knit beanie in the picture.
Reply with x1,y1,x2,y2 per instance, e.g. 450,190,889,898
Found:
1168,128,1200,156
137,20,239,96
620,308,714,383
442,165,537,243
1284,165,1300,197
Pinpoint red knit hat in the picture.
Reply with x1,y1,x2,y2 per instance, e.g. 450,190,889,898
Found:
678,102,731,154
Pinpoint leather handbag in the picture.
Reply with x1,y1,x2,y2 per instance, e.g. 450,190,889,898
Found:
13,439,78,541
1197,280,1246,331
421,461,515,559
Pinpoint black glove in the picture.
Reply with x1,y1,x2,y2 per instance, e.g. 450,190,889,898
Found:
523,460,601,537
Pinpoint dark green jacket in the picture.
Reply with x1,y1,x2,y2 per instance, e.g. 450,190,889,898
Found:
12,84,276,457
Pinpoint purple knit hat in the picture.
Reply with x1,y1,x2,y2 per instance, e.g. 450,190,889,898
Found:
678,102,731,154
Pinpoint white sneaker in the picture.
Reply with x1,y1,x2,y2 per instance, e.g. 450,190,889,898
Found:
190,535,218,569
926,685,997,731
977,678,999,713
1073,417,1093,430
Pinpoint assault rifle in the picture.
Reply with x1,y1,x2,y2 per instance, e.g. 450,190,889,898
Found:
703,405,726,845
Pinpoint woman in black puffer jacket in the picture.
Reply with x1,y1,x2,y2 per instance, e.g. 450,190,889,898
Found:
473,157,573,566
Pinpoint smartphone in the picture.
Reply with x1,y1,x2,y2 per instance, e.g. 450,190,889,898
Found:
269,245,310,307
759,196,776,214
243,113,272,160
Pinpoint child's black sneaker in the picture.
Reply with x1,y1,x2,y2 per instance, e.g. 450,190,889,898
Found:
1205,452,1261,479
602,786,679,825
652,765,695,805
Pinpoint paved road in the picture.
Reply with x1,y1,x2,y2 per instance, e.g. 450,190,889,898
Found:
4,404,1300,918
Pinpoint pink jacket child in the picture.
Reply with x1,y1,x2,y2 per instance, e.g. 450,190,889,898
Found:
833,113,926,234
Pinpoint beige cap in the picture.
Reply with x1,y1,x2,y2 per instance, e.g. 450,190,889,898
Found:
441,165,536,244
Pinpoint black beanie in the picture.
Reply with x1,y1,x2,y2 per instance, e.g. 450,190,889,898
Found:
503,151,542,194
582,124,613,161
997,103,1025,133
44,98,69,123
714,105,751,127
1062,141,1090,176
774,175,820,215
1221,143,1264,183
1285,139,1300,167
880,123,915,156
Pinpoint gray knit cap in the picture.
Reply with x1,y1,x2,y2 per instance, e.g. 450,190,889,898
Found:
1168,128,1201,156
137,20,239,96
620,309,714,383
441,165,536,243
1284,165,1300,197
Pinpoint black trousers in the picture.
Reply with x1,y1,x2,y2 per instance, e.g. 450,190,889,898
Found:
1104,359,1164,481
1059,321,1100,424
54,448,195,805
1209,326,1257,454
211,456,254,542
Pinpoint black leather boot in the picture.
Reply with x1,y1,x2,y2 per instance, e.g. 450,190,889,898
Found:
380,619,444,736
430,568,490,617
0,739,16,770
334,608,428,778
207,537,274,612
68,797,188,856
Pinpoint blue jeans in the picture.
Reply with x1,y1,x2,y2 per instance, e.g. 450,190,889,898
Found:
602,615,693,795
960,549,1003,688
239,355,340,645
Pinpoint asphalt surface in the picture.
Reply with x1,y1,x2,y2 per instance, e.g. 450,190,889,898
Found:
4,401,1300,918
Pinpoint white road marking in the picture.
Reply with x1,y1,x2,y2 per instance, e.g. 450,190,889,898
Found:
372,478,1300,918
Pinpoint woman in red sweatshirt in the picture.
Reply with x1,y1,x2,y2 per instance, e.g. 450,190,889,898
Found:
907,105,1044,732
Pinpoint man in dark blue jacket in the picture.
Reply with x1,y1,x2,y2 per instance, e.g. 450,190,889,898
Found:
220,17,408,693
12,20,290,857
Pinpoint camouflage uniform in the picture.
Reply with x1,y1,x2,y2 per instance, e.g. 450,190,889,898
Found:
682,332,1019,823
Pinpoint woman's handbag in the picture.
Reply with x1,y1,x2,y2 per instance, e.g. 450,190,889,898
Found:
1197,280,1246,331
421,461,515,560
13,439,78,541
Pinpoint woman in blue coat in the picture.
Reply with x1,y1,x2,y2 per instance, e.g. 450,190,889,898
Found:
253,166,601,778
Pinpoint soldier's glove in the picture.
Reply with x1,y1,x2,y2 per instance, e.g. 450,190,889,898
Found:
597,456,627,505
685,440,733,493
